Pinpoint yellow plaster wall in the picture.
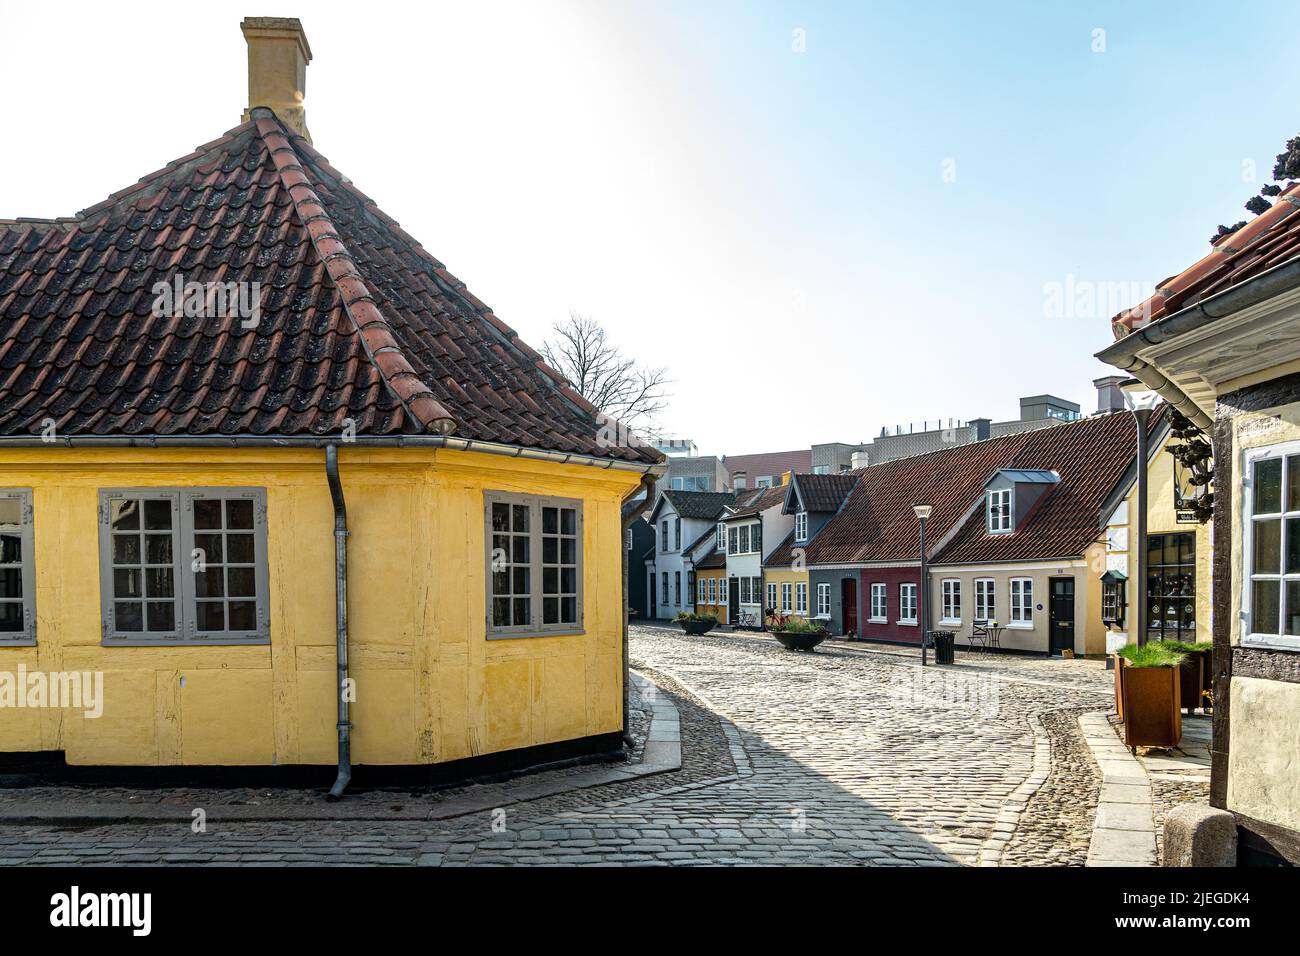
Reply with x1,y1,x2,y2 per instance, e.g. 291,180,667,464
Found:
763,568,810,617
693,569,728,621
0,446,640,767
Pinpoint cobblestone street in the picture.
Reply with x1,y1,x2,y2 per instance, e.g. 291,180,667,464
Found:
0,625,1114,866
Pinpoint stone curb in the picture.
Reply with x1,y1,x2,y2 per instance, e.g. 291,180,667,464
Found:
0,671,682,827
975,711,1052,866
1080,711,1156,867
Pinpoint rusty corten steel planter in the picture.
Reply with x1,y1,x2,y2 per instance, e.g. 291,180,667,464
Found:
1117,660,1182,750
1178,649,1210,713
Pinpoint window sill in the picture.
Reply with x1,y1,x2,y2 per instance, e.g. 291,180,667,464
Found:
0,639,36,648
938,618,961,627
896,619,918,627
487,629,587,642
1006,622,1034,630
103,637,271,647
867,617,887,624
1241,635,1300,653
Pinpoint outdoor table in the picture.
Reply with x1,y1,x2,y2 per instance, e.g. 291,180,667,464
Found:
984,625,1006,653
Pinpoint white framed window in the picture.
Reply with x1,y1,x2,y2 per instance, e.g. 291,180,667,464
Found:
716,522,726,550
708,577,717,604
870,582,887,622
898,583,918,623
813,464,830,475
101,488,269,645
698,578,707,603
728,526,738,554
0,490,35,645
940,579,961,624
739,525,750,554
661,519,670,550
975,578,996,622
987,488,1012,534
816,582,831,617
755,476,773,487
1243,442,1300,649
795,582,808,614
1009,577,1034,627
766,582,777,609
795,511,808,542
674,571,681,605
751,576,762,604
781,582,792,613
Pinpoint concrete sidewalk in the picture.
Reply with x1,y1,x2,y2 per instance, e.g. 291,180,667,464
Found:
0,671,681,826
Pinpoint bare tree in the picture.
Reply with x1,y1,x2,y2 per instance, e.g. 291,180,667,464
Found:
541,311,670,435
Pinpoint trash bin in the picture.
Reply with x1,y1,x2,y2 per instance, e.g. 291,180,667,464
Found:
931,630,955,665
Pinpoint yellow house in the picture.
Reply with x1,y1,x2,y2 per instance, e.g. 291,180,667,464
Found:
0,19,662,792
1100,403,1213,651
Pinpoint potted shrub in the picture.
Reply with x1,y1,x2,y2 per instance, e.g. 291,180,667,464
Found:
767,614,828,652
675,612,717,636
1115,642,1184,751
1158,639,1213,713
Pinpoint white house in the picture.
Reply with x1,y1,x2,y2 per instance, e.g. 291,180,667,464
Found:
720,484,794,628
645,490,736,620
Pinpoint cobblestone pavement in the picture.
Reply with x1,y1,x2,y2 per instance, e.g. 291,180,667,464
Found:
0,625,1113,866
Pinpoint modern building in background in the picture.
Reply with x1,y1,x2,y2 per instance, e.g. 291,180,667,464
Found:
723,450,813,489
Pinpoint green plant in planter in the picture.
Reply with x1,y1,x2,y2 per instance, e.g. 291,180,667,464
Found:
1156,639,1212,655
768,615,820,634
675,612,717,624
1118,642,1187,668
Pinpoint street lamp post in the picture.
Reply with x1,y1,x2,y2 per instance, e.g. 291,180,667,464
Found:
1120,380,1160,648
914,504,933,667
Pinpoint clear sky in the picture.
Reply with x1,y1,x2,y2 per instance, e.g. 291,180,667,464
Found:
2,1,1294,455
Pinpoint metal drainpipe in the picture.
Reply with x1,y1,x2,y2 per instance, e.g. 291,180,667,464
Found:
325,444,353,800
621,473,657,747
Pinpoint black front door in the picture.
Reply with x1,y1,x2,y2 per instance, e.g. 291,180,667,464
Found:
1049,577,1075,655
728,577,740,627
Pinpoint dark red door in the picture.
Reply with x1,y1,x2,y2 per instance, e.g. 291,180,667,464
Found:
841,577,858,637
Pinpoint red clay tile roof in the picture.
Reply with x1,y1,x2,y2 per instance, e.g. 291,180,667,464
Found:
1111,183,1300,338
791,472,859,512
933,411,1144,564
0,109,661,464
723,449,812,480
803,411,1141,567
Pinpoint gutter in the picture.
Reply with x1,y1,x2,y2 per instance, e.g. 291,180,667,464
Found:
0,433,667,476
620,472,657,747
324,444,352,800
1095,255,1300,432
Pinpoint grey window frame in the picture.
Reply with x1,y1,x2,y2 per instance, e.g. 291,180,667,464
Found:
484,491,585,640
99,487,270,646
0,489,36,646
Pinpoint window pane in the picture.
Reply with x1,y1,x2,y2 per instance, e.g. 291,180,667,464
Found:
0,568,20,599
561,509,576,535
225,499,254,530
513,537,529,564
1254,519,1281,574
114,568,141,598
1253,579,1280,634
195,567,224,597
492,597,509,626
543,567,557,594
145,534,173,564
226,534,255,564
513,597,530,626
146,568,174,598
491,503,509,532
542,507,558,534
0,500,19,525
1289,456,1300,512
1288,518,1300,575
111,500,140,531
113,535,141,564
561,597,577,623
228,601,256,630
1255,458,1283,514
561,567,576,593
194,533,223,564
196,601,225,631
512,504,529,532
0,534,19,563
194,499,223,529
146,601,175,632
227,566,256,597
144,499,172,530
492,569,509,595
115,601,143,631
561,539,576,564
512,566,529,595
544,597,559,624
0,602,21,631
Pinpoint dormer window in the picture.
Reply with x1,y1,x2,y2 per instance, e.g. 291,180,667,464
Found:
716,522,726,550
987,488,1012,533
795,511,808,542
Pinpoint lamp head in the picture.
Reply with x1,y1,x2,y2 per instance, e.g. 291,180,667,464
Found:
1119,378,1159,411
913,504,933,521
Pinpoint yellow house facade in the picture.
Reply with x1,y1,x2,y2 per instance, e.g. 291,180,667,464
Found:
0,19,663,786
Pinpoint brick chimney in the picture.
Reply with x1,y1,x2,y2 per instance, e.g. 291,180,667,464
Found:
240,17,313,142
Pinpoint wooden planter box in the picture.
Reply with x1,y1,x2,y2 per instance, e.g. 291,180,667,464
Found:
1178,649,1211,713
1116,660,1182,750
677,620,716,636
